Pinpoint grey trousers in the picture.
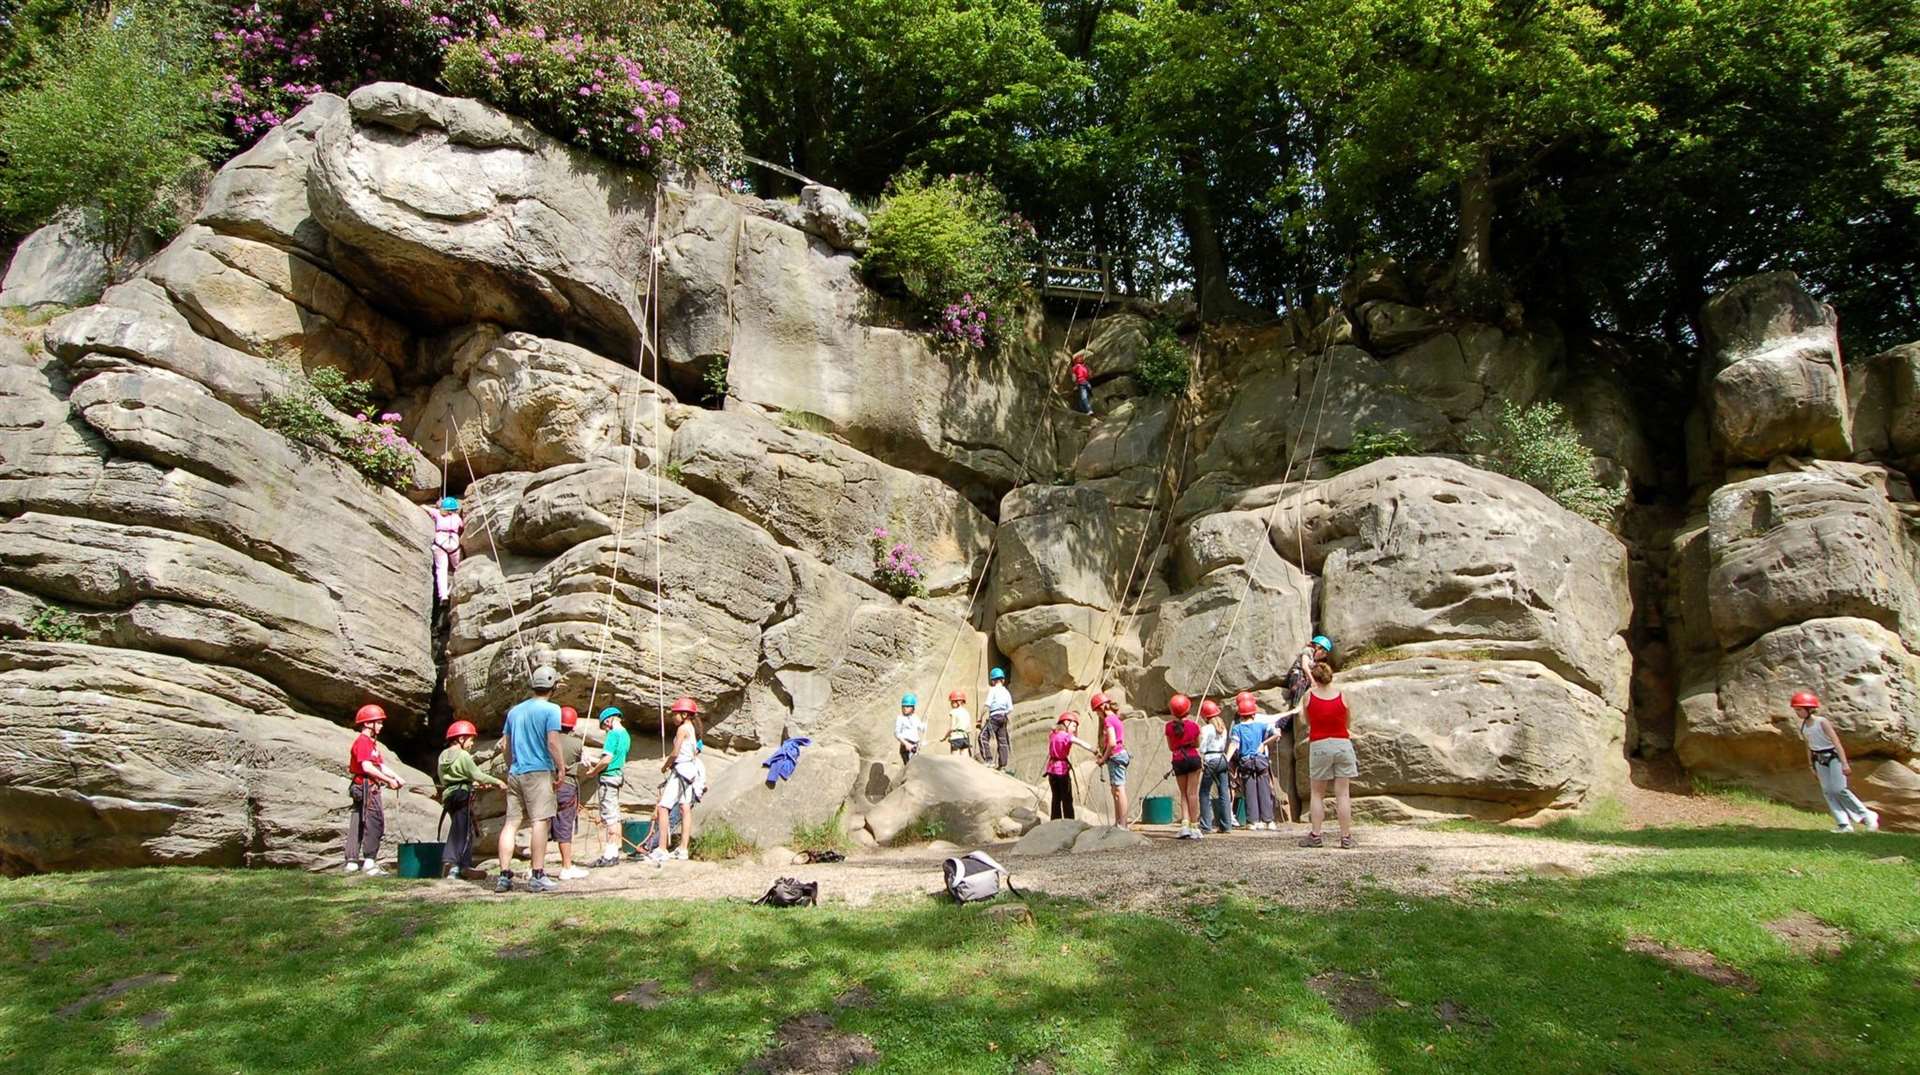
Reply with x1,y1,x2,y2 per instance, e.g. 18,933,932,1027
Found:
980,716,1010,768
344,784,385,864
1815,758,1872,825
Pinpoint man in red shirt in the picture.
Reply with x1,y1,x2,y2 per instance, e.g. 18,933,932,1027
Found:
1070,351,1094,415
344,704,404,875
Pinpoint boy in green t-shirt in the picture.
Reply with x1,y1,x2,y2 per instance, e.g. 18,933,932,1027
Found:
437,718,506,879
586,707,631,868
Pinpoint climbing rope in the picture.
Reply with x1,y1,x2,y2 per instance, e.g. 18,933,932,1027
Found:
1195,341,1335,704
585,191,666,722
454,433,535,677
648,203,669,757
1129,343,1337,813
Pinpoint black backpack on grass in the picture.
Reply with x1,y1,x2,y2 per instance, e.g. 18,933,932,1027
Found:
754,877,819,907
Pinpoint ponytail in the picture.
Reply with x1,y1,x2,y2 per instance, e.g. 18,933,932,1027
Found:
1310,661,1334,686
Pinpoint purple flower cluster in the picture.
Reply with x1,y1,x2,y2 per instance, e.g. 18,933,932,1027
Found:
870,527,930,598
343,411,415,487
212,0,501,141
938,293,990,349
445,27,688,167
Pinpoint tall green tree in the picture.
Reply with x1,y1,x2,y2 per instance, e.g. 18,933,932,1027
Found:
0,0,225,271
1275,0,1658,295
717,0,1087,197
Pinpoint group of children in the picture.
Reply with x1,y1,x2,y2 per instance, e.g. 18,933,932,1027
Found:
342,664,708,892
345,637,1889,884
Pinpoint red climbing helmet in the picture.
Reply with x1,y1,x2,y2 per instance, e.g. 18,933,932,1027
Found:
670,696,700,715
1090,691,1110,711
445,719,478,741
1057,710,1079,726
354,704,387,726
1199,698,1222,720
560,706,578,730
1168,694,1192,719
1790,691,1821,710
948,689,967,703
1235,691,1258,717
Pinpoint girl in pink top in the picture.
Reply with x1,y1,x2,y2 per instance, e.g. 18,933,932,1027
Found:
425,496,465,602
1046,712,1093,820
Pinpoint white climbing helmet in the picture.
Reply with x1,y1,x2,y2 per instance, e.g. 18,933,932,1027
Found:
529,665,558,691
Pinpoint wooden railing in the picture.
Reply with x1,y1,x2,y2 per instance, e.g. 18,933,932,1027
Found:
1030,249,1171,303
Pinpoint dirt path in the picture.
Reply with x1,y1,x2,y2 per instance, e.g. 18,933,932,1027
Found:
410,823,1634,910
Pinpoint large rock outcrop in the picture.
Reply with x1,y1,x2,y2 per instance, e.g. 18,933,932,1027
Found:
1699,273,1851,465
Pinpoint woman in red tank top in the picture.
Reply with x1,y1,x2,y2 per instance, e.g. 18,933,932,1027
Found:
1163,694,1205,838
1299,662,1357,849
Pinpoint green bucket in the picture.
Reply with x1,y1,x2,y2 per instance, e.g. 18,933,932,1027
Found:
1141,796,1174,825
397,841,444,879
621,819,652,855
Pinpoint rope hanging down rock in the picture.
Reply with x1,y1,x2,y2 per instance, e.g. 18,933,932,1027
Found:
453,433,535,679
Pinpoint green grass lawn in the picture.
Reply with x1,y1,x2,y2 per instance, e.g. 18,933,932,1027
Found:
4,820,1919,1074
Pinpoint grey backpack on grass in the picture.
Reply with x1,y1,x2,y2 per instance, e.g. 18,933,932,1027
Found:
944,850,1015,903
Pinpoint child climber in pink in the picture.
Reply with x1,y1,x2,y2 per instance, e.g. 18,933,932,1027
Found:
1046,712,1094,820
425,496,464,601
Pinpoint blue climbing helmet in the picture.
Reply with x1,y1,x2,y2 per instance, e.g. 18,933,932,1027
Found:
598,706,622,725
901,692,918,708
989,667,1006,682
1312,634,1333,654
440,496,460,511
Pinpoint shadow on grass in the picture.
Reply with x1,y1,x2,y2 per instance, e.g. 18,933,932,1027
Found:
2,859,1918,1074
1506,818,1920,861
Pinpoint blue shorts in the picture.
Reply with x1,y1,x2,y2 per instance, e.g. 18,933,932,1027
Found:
1105,751,1131,786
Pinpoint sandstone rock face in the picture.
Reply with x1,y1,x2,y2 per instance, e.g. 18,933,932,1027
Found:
312,84,654,355
862,755,1043,845
1849,342,1920,464
1705,465,1920,650
1,210,123,310
657,188,1056,500
5,307,436,720
668,406,992,594
1300,658,1627,818
0,644,437,874
1701,272,1851,464
407,325,671,478
1312,458,1633,708
702,740,861,849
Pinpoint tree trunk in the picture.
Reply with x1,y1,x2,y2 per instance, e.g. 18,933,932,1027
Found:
1453,148,1495,284
1178,151,1234,320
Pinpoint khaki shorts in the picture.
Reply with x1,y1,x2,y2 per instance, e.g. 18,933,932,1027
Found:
597,775,623,826
504,770,558,825
1309,738,1359,781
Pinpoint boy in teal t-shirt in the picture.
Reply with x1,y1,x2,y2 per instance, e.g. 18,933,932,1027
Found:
586,707,631,868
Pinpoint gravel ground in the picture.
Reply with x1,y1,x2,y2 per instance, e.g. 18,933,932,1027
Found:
412,823,1634,910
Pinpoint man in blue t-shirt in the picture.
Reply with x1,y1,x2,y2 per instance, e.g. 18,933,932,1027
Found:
495,665,565,893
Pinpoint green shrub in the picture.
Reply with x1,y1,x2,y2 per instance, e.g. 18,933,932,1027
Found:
689,820,754,861
261,369,416,489
1328,427,1421,472
1479,400,1624,523
778,410,829,433
1135,321,1190,397
0,1,226,273
862,169,1031,336
701,356,728,404
888,812,949,846
790,807,851,856
27,603,92,643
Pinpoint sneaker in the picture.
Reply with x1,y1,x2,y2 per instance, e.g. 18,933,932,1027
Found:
1299,832,1325,848
360,859,385,877
559,866,590,880
344,861,361,873
1338,834,1355,850
590,854,621,869
1864,811,1881,832
647,848,668,868
494,872,514,893
527,874,559,893
1830,824,1854,834
669,847,689,861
